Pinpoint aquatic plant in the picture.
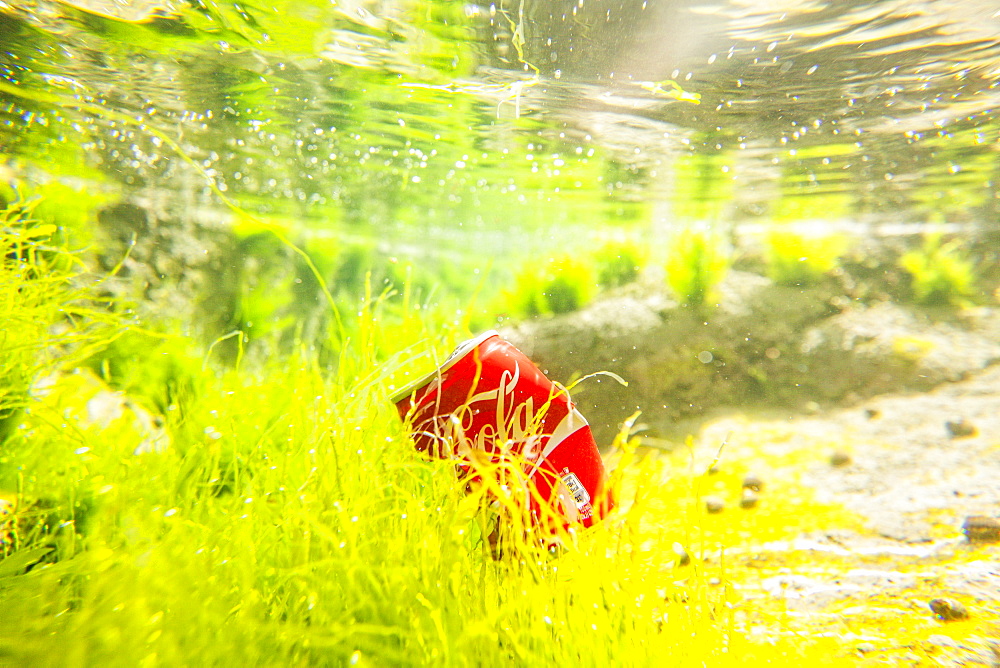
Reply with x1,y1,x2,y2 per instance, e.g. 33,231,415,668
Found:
507,254,597,317
765,228,848,287
0,181,111,246
4,200,985,666
899,233,976,306
665,228,729,308
594,240,645,289
0,201,118,442
0,215,733,663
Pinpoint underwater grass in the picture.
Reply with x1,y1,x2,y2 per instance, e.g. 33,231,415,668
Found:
0,207,923,667
502,254,597,318
899,232,977,307
0,339,732,665
665,228,729,308
764,227,848,288
1,357,845,666
0,201,122,442
2,222,714,665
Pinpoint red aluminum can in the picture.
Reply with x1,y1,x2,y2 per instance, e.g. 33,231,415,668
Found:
392,331,613,534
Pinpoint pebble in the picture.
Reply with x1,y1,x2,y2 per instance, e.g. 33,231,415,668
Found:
671,542,691,567
962,515,1000,543
705,496,725,514
945,418,977,438
739,489,759,509
929,598,969,622
742,473,764,492
829,450,852,467
856,642,877,654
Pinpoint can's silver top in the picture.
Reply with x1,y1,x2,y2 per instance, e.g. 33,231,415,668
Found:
389,330,499,405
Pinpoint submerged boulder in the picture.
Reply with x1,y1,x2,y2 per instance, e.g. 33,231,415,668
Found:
503,272,1000,445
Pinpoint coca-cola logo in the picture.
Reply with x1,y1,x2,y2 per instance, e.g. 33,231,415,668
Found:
448,364,550,461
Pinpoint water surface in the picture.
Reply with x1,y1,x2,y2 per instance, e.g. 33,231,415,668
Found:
2,0,998,292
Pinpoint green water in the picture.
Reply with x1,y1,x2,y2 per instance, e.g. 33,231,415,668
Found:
2,7,999,663
2,0,999,325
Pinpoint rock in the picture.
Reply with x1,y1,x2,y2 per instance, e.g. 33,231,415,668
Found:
962,516,1000,543
740,489,759,509
929,598,969,621
705,497,726,514
801,302,1000,399
945,418,977,438
671,542,691,566
742,472,764,492
96,198,244,349
504,277,1000,445
830,450,852,467
502,271,836,443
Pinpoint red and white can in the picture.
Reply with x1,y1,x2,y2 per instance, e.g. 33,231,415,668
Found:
392,331,613,535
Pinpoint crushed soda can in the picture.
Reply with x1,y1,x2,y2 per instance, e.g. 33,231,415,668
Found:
392,330,613,535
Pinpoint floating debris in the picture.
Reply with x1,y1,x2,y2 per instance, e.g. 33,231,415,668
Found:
392,331,614,539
